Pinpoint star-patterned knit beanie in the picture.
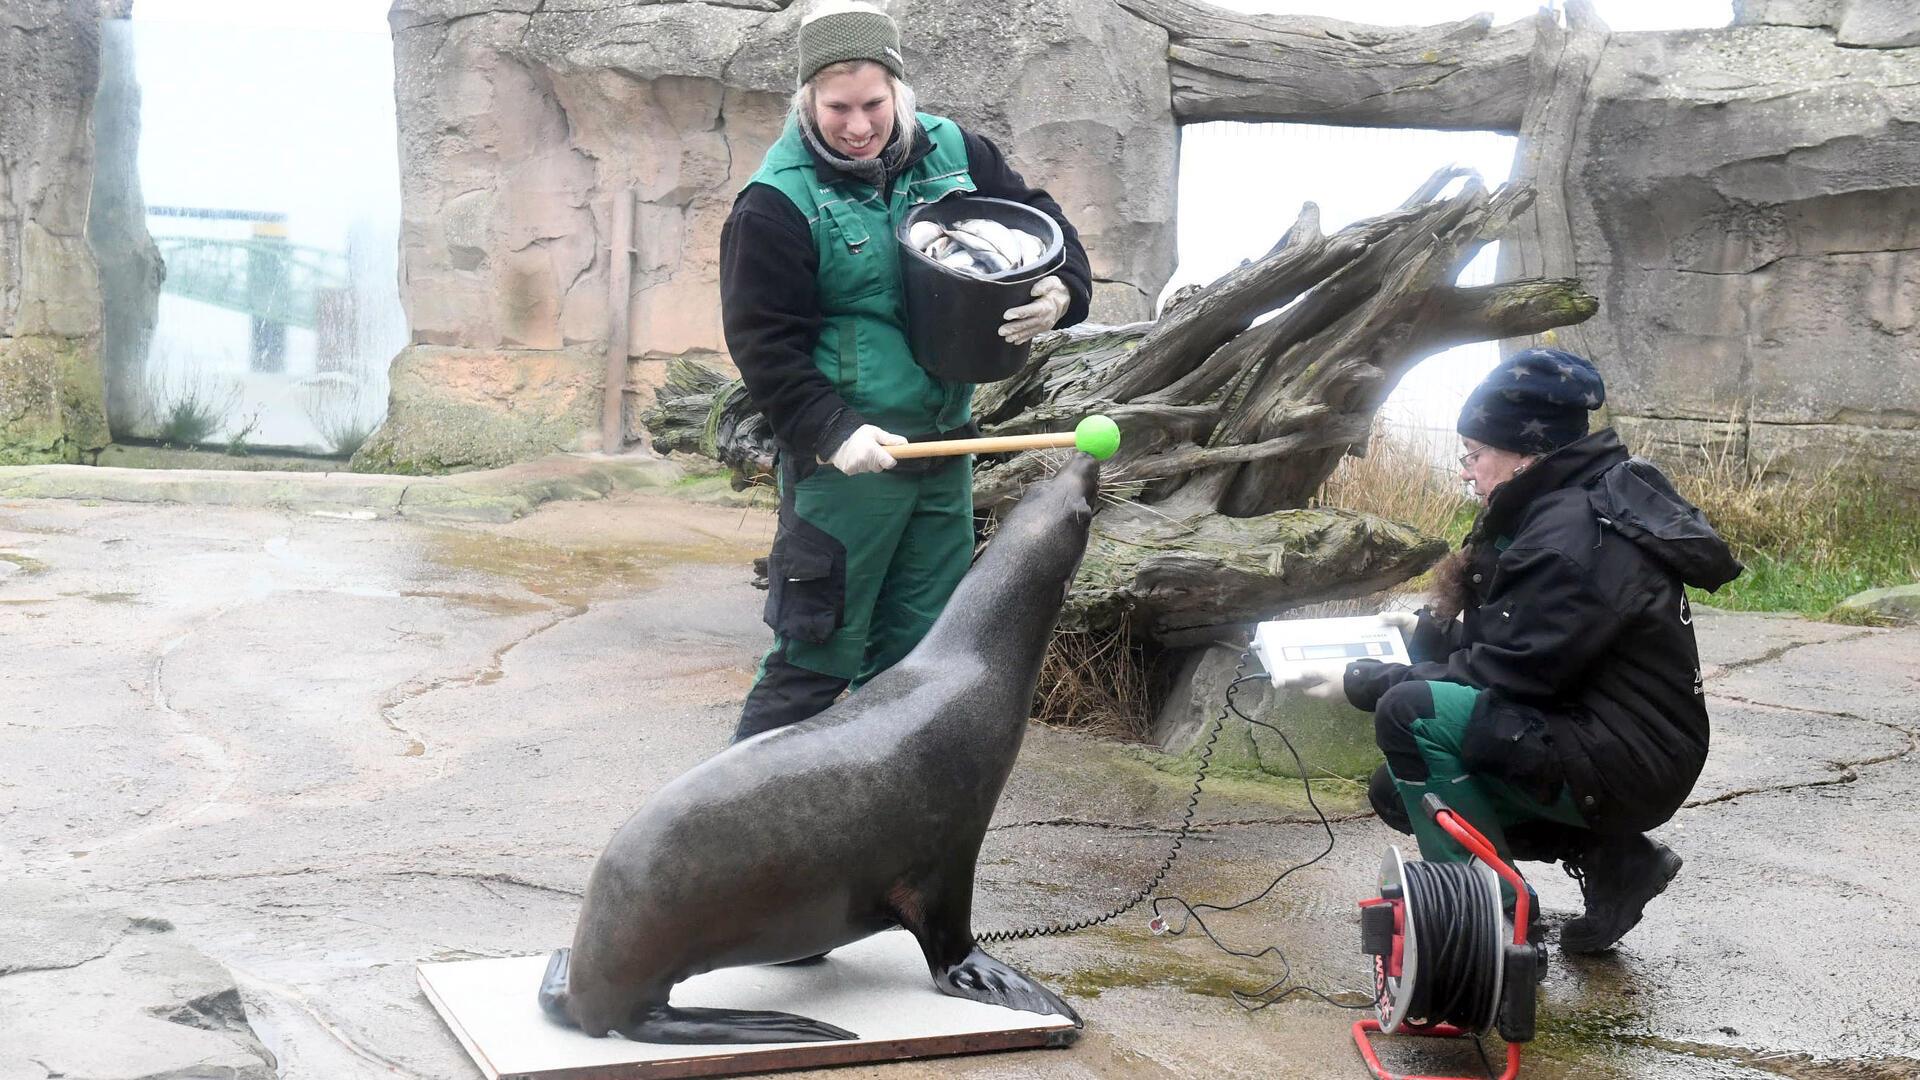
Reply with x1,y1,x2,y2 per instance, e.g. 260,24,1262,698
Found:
1457,347,1606,455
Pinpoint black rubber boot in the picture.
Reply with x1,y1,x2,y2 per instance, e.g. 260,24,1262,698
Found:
1503,880,1546,946
1559,833,1684,954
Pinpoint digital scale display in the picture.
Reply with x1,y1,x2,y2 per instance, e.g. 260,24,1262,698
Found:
1252,615,1414,688
1281,641,1395,661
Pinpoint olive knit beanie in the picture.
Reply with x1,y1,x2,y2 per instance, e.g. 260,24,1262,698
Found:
798,0,905,86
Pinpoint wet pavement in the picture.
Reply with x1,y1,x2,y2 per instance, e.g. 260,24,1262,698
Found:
2,479,1916,1080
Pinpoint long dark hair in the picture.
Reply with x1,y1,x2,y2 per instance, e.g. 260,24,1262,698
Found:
1428,546,1477,623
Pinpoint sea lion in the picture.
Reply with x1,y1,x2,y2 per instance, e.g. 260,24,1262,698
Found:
538,454,1101,1044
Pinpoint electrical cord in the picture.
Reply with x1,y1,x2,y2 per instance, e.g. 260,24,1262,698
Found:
1148,670,1374,1014
981,646,1372,1012
977,648,1249,944
1399,859,1506,1080
1400,860,1501,1032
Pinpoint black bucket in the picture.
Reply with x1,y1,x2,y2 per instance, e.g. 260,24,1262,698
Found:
897,195,1065,384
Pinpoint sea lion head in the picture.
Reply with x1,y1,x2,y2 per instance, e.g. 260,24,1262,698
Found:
913,453,1101,667
983,452,1100,596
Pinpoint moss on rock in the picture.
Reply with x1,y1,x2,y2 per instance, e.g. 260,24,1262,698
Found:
0,334,109,465
351,345,603,475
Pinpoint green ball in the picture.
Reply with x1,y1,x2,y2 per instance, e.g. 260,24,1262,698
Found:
1074,414,1122,461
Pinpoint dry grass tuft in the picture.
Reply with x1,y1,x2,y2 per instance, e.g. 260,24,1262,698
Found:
1658,419,1920,615
1312,424,1472,541
1663,420,1840,555
1031,623,1161,741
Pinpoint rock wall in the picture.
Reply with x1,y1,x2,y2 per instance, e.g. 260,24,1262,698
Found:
362,0,1175,472
0,0,108,465
1734,0,1920,48
1508,1,1920,493
373,0,1920,489
1586,16,1919,490
90,5,165,439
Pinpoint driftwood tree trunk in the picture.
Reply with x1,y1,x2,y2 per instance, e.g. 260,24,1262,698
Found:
643,171,1597,644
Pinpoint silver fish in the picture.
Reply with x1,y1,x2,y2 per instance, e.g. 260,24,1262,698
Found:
907,220,944,250
951,219,1026,267
943,228,1012,274
1017,230,1046,266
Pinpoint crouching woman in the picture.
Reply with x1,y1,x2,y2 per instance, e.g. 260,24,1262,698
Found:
1286,348,1741,953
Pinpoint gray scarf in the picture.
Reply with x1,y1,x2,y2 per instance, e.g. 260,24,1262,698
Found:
800,115,914,188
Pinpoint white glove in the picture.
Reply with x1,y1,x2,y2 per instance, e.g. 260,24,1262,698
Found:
822,424,906,476
1275,659,1352,704
1000,275,1070,344
1377,610,1419,634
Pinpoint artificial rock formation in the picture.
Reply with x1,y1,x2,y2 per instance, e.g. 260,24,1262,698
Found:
373,0,1919,492
89,4,165,439
362,0,1178,471
1735,0,1920,48
1116,0,1548,130
368,0,1566,472
1508,0,1920,493
0,1,108,464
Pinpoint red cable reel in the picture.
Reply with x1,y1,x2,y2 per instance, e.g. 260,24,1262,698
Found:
1353,795,1545,1080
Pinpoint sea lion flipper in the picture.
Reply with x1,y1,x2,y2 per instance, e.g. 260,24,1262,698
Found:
621,1003,857,1044
933,945,1083,1027
536,948,572,1024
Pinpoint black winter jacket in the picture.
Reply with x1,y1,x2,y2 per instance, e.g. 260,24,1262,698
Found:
1346,429,1742,833
718,124,1093,466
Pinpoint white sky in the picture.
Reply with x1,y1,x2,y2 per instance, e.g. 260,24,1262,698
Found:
133,0,393,33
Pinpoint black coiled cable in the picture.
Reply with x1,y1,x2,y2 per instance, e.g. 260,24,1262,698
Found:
1400,860,1501,1033
1148,671,1374,1014
976,649,1248,945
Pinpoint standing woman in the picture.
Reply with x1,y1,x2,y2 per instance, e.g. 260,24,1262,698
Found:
720,0,1093,742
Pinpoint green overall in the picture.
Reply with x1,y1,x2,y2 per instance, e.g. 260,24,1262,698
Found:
749,113,979,685
1389,681,1588,887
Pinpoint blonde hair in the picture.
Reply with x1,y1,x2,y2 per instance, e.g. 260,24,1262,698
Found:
790,59,919,149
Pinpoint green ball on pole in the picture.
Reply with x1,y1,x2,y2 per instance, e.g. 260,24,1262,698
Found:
1073,414,1122,461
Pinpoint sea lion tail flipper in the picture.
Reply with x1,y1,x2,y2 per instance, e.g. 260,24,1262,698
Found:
935,946,1083,1028
622,1004,857,1044
536,948,573,1025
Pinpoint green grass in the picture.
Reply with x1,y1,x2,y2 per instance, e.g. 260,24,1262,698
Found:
1442,502,1476,545
1691,554,1904,617
1321,422,1920,621
1676,472,1920,618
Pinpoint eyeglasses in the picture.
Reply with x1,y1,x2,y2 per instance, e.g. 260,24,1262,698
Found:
1458,446,1489,470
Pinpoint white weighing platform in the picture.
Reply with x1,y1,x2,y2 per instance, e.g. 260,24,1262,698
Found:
418,930,1080,1080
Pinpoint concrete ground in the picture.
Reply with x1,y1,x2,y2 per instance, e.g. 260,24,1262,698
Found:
2,459,1916,1080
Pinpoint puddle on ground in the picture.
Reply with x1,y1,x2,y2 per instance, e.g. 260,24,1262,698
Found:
0,551,49,576
422,529,757,606
1029,928,1342,1005
0,515,73,536
399,589,550,618
1537,1005,1919,1079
